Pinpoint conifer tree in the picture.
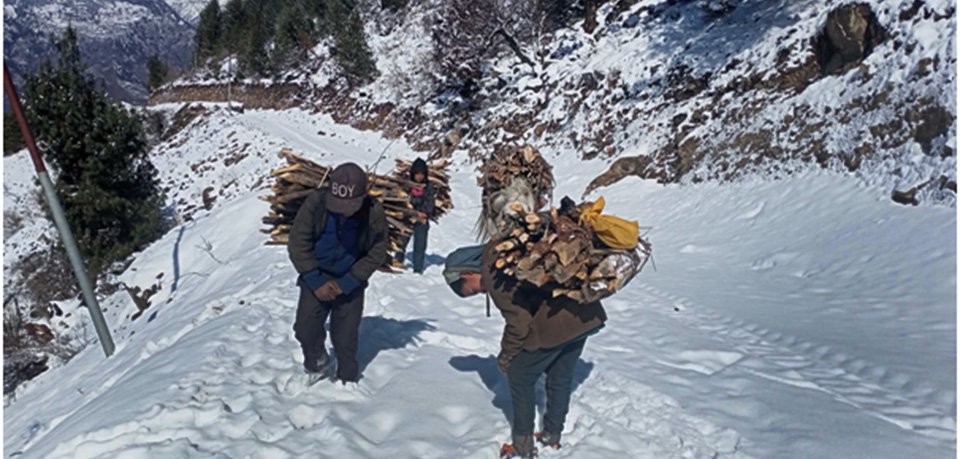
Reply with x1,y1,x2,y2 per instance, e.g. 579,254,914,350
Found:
24,27,165,275
146,54,169,91
331,0,377,84
194,0,222,65
272,4,313,71
220,0,249,58
239,12,270,75
4,112,25,155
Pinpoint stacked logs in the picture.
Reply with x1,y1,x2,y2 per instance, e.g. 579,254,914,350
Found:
478,144,555,197
492,198,652,303
261,148,452,259
477,144,556,240
392,158,454,221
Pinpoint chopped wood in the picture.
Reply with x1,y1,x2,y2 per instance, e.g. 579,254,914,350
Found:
516,255,539,272
393,158,454,221
488,194,652,304
477,145,556,240
261,148,452,270
478,144,555,193
522,145,538,164
553,239,583,266
259,189,311,204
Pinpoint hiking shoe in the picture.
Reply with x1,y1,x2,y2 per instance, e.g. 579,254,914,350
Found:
334,373,362,384
535,431,561,449
511,433,537,458
500,443,538,459
304,353,333,375
390,260,406,269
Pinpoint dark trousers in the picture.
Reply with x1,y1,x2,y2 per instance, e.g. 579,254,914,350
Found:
399,223,429,273
507,337,587,436
293,284,364,381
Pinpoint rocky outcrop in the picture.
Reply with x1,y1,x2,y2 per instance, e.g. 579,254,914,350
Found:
815,4,888,75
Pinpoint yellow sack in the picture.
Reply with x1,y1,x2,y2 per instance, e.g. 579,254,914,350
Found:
579,196,639,250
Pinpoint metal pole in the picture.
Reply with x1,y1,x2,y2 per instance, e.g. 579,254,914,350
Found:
3,65,115,357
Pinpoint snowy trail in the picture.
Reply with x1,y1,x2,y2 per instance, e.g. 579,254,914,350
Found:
608,284,954,457
4,108,954,458
6,193,746,458
585,174,956,458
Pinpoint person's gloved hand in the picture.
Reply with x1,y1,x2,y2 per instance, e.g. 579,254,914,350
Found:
314,280,342,301
497,352,513,374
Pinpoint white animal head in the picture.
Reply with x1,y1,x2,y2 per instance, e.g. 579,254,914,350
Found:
477,177,538,241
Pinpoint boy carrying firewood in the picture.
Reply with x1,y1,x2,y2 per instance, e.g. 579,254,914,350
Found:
445,242,606,457
393,157,435,273
445,146,610,458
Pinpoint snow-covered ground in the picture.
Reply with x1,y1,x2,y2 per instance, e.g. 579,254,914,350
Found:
3,108,955,458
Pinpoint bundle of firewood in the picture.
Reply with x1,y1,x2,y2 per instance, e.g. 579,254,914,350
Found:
476,144,557,240
492,197,651,303
477,145,555,199
261,148,452,259
392,158,454,220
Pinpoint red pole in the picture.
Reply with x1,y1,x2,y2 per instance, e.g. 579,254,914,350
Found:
3,63,115,357
3,66,46,173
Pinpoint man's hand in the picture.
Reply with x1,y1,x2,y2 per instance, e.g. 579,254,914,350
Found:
313,280,342,302
418,211,428,223
497,352,513,374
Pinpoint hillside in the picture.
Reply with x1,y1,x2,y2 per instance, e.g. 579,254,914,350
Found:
2,105,955,458
2,0,956,456
152,0,956,205
3,0,207,103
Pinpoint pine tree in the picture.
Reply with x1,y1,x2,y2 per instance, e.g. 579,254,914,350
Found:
146,54,169,92
220,0,249,58
24,27,165,276
271,4,313,72
239,12,270,75
4,112,25,156
190,0,328,74
194,0,222,65
331,0,377,85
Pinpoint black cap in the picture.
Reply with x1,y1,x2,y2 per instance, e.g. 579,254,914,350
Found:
411,157,428,180
326,162,368,216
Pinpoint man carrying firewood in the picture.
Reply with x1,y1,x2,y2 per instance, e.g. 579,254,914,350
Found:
445,243,606,458
288,162,389,384
393,157,436,274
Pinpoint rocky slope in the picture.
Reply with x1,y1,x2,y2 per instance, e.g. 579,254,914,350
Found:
154,0,956,205
4,0,207,103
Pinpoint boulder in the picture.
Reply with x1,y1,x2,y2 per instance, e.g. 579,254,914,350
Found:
816,3,888,75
